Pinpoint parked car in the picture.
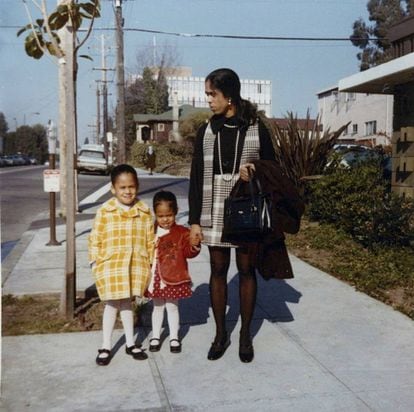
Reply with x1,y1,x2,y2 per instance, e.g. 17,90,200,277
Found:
327,145,391,179
77,144,111,175
0,156,8,167
2,156,14,166
16,154,32,165
11,154,29,166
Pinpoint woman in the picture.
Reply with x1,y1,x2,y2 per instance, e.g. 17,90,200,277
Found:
188,68,276,363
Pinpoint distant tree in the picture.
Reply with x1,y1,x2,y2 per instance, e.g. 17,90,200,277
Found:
142,67,169,115
123,41,180,151
84,137,89,144
350,0,412,70
0,112,8,136
124,66,169,152
125,78,145,150
133,39,181,75
0,112,8,153
3,125,48,162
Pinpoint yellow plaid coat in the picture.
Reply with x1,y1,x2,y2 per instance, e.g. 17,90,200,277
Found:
88,197,155,301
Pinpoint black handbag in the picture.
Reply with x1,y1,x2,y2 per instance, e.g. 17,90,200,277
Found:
221,175,272,243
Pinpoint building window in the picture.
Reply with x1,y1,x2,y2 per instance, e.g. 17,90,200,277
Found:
343,125,349,135
365,121,377,136
257,84,262,93
157,123,165,132
352,124,358,135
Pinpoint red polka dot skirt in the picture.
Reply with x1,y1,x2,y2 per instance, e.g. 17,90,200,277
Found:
145,267,192,300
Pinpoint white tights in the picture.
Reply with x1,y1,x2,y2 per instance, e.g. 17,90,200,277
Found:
151,298,179,345
102,298,136,351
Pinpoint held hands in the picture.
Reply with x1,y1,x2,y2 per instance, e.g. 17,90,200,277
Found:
190,224,203,247
239,163,255,182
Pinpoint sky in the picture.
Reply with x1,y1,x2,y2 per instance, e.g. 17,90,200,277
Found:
0,0,369,144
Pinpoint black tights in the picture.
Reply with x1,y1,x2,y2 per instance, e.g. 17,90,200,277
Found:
208,246,257,344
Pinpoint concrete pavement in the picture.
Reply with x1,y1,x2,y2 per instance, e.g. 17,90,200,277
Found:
2,169,414,411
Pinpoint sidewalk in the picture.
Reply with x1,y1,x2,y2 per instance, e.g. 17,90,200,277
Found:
2,169,414,411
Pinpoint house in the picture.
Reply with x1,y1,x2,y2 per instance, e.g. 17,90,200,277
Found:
338,15,414,197
269,117,318,132
133,104,209,143
317,87,393,147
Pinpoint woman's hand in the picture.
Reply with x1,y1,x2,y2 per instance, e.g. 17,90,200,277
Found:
190,224,203,246
239,163,255,182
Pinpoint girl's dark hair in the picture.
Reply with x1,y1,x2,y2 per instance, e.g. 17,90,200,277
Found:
153,190,178,214
110,164,138,185
205,68,258,130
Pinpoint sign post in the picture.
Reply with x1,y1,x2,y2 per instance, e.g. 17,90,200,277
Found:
45,120,60,246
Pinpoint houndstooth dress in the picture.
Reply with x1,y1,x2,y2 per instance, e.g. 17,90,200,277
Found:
200,122,261,247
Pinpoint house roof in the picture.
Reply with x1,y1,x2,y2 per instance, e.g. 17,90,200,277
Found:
133,105,210,123
338,52,414,94
133,109,173,123
269,118,317,129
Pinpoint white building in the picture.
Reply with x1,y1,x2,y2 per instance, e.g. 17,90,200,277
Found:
127,67,273,117
317,86,393,147
166,73,272,117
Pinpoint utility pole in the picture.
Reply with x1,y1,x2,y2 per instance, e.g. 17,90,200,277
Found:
96,87,100,144
93,34,114,159
58,12,77,319
115,0,126,164
101,34,109,160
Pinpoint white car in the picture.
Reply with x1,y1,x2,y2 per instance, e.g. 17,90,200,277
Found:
77,144,111,175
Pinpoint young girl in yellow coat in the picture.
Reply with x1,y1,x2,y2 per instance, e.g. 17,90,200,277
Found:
89,164,155,365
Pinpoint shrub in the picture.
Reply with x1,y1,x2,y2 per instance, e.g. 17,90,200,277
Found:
128,141,193,171
179,111,211,143
308,162,414,247
261,111,348,189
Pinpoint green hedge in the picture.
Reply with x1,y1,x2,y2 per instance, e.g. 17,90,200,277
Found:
307,162,414,247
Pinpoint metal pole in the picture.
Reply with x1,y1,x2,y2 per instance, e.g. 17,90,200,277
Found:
115,0,126,163
46,152,61,246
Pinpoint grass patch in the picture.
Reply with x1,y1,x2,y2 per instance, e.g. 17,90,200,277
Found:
1,293,149,336
286,219,414,319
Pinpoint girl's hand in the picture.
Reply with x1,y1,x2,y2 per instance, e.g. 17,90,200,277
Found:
190,224,203,246
239,163,255,182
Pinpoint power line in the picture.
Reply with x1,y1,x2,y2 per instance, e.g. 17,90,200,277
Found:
0,25,384,42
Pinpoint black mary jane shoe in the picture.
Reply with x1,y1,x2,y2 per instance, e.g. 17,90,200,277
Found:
96,349,111,366
207,336,230,361
170,339,182,353
239,341,254,363
126,345,148,360
149,338,161,352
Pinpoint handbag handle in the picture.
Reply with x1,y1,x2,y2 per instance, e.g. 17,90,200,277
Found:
231,168,263,200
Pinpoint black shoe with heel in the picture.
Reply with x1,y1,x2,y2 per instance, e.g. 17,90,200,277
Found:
207,335,230,360
239,339,254,363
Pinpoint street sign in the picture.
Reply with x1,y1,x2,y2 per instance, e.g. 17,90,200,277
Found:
43,169,60,192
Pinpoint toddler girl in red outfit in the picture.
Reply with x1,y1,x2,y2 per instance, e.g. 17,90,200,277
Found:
145,190,200,353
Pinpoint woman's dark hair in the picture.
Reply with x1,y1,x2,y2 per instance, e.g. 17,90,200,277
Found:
110,164,138,186
205,68,258,129
153,190,178,214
